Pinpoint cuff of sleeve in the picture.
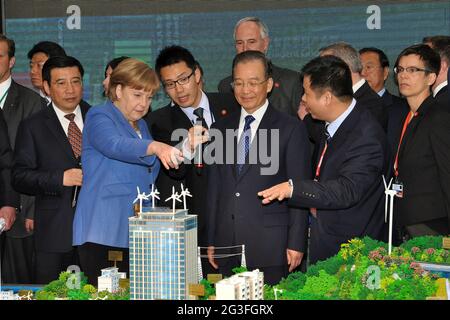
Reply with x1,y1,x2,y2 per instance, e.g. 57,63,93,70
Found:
288,179,294,198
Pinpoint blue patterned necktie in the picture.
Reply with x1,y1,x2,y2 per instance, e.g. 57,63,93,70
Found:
324,124,331,142
237,115,255,174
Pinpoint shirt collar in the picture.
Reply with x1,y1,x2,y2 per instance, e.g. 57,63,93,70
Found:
40,90,52,104
325,98,357,138
52,102,82,123
179,91,213,125
377,87,386,97
433,80,448,97
239,99,269,125
0,76,12,96
352,78,366,93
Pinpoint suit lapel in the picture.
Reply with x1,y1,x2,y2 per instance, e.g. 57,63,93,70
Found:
44,105,77,162
172,105,193,130
2,81,21,126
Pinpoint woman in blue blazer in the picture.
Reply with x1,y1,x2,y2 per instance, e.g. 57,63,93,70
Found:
73,58,183,284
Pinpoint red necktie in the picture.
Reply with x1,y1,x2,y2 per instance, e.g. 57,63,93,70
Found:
65,113,82,158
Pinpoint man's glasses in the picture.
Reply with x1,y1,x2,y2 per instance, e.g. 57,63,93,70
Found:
163,70,195,89
231,79,268,90
393,66,431,74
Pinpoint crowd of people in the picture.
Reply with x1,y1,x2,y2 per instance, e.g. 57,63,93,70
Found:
0,16,449,286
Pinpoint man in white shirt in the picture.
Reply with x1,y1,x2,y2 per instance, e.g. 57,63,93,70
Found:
207,50,310,285
12,56,90,284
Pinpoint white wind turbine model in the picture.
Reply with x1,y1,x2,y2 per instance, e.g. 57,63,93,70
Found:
149,184,160,208
165,186,182,214
180,183,192,210
383,176,397,255
133,186,150,215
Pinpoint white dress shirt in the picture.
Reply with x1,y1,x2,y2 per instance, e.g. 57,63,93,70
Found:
433,80,448,97
0,76,12,109
352,78,366,94
237,99,269,142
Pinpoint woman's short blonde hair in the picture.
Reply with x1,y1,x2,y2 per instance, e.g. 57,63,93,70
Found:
107,58,160,101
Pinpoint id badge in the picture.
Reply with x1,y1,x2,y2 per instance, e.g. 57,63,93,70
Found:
392,180,404,198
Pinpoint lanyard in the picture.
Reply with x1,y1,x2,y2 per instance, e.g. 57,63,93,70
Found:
0,89,9,106
314,142,328,180
394,111,416,177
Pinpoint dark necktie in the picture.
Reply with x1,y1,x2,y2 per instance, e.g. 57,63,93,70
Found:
193,107,208,129
324,124,331,142
65,113,82,158
237,115,255,174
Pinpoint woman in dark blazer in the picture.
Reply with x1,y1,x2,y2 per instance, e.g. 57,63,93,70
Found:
393,44,450,239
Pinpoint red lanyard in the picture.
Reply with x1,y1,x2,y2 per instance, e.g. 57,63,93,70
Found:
314,142,328,180
394,111,416,177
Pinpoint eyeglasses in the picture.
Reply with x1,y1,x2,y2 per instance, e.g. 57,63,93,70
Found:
362,64,382,72
163,70,195,89
231,79,268,90
393,66,431,74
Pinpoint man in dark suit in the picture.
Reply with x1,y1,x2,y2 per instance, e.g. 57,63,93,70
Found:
145,46,239,251
207,51,311,285
12,56,90,284
359,47,409,155
0,34,45,284
393,44,450,238
217,17,301,117
259,56,390,265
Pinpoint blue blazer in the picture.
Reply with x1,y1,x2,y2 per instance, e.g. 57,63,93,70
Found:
73,100,160,248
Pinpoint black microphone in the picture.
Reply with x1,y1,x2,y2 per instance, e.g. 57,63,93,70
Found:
72,156,82,208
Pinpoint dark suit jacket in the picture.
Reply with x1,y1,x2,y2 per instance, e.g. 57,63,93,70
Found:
354,81,387,130
394,96,450,229
290,107,390,264
145,92,239,246
435,84,449,111
218,64,302,117
207,104,311,269
2,80,45,238
383,90,409,156
11,102,90,252
0,108,18,208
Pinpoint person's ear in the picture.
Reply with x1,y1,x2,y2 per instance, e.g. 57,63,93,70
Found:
427,72,437,86
383,66,389,81
266,77,274,93
43,80,51,97
8,56,15,70
116,84,123,99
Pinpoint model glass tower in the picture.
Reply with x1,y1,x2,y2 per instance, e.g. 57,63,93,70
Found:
129,206,198,300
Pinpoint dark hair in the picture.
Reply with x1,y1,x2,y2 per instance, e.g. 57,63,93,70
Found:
422,35,450,46
155,45,196,78
394,44,441,75
42,56,84,85
27,41,66,60
232,50,272,79
0,34,15,57
359,47,390,68
104,56,129,77
301,55,353,100
430,39,450,65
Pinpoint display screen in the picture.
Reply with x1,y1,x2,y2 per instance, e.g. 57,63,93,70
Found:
4,0,450,109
